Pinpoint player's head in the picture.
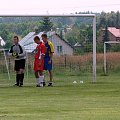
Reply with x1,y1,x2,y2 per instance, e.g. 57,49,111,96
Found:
41,33,47,43
34,36,40,44
13,36,19,45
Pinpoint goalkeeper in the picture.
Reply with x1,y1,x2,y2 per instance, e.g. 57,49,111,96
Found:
8,36,26,87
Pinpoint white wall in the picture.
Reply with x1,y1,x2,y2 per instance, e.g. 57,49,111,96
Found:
50,34,73,55
0,37,5,46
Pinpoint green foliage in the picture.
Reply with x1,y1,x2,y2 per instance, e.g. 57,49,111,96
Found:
102,25,109,42
0,29,13,48
65,24,93,46
74,47,85,55
116,11,120,28
110,44,120,52
39,17,53,32
97,11,120,29
102,25,111,50
0,21,42,48
84,42,93,52
0,12,120,50
97,43,104,53
65,24,81,45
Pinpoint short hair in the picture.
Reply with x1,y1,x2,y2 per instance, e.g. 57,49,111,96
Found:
14,36,19,40
34,36,40,41
41,33,47,38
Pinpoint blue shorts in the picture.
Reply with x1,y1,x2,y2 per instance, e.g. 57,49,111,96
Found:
44,57,52,71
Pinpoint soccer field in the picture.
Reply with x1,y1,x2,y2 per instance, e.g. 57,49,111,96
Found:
0,73,120,120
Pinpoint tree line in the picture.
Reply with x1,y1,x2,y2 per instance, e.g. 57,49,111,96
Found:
0,11,120,53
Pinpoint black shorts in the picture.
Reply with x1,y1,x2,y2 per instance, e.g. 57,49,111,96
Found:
14,59,26,71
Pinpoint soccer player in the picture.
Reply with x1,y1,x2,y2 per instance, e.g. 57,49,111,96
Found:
8,36,26,87
41,33,54,86
34,36,46,87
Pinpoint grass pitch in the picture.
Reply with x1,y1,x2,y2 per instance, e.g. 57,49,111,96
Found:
0,73,120,120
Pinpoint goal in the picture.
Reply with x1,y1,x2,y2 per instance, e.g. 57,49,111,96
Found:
104,41,120,74
0,49,10,83
0,14,97,84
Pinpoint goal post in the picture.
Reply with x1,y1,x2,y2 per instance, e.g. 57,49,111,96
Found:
104,41,120,74
0,49,10,80
0,14,97,83
93,15,96,83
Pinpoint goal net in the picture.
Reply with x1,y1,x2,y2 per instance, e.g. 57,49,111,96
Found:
0,15,96,87
104,41,120,75
0,49,10,86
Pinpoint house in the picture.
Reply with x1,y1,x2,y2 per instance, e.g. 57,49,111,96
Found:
97,27,120,43
19,31,74,55
74,42,83,48
0,36,5,47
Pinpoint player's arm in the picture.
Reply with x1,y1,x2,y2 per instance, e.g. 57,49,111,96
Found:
32,49,37,54
49,52,53,61
50,42,54,61
49,42,54,63
40,44,46,60
8,45,19,58
38,44,45,66
7,46,13,56
18,46,26,57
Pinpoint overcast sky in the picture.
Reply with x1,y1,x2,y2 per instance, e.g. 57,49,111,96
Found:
0,0,120,15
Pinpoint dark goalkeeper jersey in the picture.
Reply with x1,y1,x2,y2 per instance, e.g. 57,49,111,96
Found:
9,44,26,60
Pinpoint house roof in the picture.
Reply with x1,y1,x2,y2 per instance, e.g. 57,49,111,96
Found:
0,36,5,46
20,31,73,52
55,34,74,49
108,27,120,37
19,32,44,52
74,42,82,47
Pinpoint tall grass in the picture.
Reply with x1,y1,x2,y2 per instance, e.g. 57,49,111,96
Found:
0,52,120,75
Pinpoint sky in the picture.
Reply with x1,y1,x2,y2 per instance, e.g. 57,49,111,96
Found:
0,0,120,15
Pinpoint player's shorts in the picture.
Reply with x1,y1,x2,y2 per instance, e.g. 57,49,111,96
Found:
34,59,44,72
15,59,26,71
44,57,52,71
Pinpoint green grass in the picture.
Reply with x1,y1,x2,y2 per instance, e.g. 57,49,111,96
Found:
0,72,120,120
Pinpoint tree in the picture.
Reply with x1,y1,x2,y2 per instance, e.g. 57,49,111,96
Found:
0,29,13,48
116,11,120,28
40,17,53,32
98,11,107,28
103,25,109,42
103,25,111,50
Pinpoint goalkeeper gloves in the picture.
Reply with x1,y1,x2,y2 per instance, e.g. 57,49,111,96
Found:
12,52,19,58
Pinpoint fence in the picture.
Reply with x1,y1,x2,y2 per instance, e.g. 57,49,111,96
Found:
0,52,120,81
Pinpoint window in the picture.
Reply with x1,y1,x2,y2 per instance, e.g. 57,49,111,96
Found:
116,37,120,41
57,46,62,53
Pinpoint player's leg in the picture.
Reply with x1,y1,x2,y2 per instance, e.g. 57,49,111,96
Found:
38,59,45,87
43,76,46,86
34,59,40,87
19,68,25,87
19,59,26,87
14,71,19,86
38,70,44,87
15,59,25,87
43,58,48,86
34,71,40,87
14,60,20,86
48,70,53,86
48,60,53,86
44,58,53,86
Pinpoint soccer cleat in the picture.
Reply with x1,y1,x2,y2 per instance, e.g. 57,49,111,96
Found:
43,82,46,87
36,85,40,87
14,83,19,86
19,84,23,87
40,83,43,87
48,83,53,87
